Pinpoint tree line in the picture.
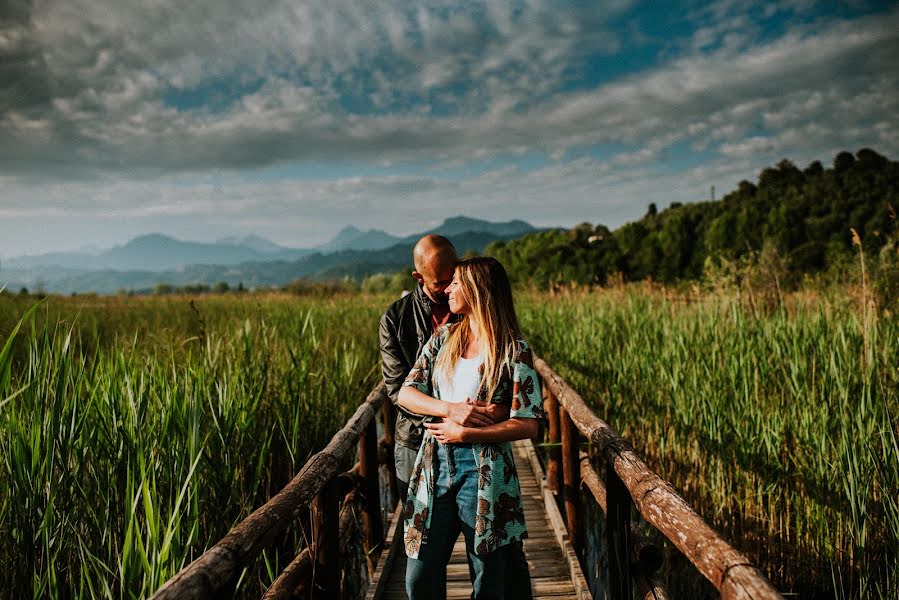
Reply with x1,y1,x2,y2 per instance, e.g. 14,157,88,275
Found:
485,149,898,294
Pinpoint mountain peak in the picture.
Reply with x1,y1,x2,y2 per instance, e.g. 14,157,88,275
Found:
217,234,284,253
127,233,179,246
441,215,480,226
427,216,536,238
320,226,401,253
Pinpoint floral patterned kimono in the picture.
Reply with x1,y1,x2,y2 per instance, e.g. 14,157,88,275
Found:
401,324,545,559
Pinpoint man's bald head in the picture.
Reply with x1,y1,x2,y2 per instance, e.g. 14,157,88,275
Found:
412,235,457,304
413,235,457,273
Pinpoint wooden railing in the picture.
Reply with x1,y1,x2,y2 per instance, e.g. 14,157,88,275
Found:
536,358,783,600
150,383,395,600
151,357,785,600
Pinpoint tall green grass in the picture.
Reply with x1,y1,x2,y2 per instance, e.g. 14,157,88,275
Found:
520,286,898,598
2,287,896,598
0,293,384,599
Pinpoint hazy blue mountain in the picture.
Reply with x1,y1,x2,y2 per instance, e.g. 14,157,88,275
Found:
1,216,542,294
74,243,106,255
106,234,262,269
317,217,536,252
4,251,99,270
216,234,286,254
421,216,535,239
318,226,403,252
6,234,312,271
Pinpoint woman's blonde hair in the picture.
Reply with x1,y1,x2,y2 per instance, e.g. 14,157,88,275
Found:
435,256,521,402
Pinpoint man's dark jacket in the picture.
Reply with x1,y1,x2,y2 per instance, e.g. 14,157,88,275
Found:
379,285,459,449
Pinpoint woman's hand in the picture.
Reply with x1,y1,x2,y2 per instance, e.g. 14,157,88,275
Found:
424,419,468,444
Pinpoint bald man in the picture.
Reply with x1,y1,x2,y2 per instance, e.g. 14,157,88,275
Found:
379,235,461,499
379,235,533,599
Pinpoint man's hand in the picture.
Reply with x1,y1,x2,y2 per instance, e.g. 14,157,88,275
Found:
445,400,494,427
479,401,510,423
444,399,511,427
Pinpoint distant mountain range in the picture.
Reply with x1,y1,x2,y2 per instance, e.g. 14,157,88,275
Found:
1,216,540,294
5,234,313,272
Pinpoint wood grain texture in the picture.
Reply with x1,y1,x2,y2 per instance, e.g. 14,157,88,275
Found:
579,451,667,599
263,490,360,600
535,358,782,600
150,384,388,600
544,385,562,494
360,417,384,574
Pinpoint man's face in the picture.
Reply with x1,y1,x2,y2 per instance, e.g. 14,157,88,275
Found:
414,259,455,304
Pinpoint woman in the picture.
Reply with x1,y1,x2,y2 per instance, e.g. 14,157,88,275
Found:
398,256,544,600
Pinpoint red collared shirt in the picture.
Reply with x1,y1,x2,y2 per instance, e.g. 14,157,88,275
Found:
430,300,453,332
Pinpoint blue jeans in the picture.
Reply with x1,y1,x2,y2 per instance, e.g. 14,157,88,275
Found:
406,442,522,600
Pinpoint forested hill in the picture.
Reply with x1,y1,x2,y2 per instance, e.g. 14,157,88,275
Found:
487,149,898,286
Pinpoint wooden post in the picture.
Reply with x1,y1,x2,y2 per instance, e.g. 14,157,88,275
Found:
359,417,384,574
535,360,782,599
606,463,633,600
544,386,561,494
381,402,399,506
311,478,340,600
559,405,581,550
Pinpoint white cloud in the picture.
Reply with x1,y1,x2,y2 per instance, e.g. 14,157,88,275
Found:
3,4,896,174
0,1,897,256
720,136,775,157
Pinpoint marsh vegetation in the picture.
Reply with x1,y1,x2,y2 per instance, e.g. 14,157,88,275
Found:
1,284,896,598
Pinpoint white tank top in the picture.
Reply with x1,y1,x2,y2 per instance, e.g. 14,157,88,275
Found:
436,355,484,404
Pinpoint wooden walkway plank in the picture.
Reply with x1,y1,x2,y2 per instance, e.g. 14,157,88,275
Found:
367,439,590,600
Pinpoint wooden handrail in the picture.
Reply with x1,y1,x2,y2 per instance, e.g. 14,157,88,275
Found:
150,383,388,600
579,452,667,600
262,488,362,599
151,352,784,600
535,358,783,600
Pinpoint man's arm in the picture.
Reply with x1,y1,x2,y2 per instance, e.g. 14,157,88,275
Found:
378,311,409,405
379,311,431,428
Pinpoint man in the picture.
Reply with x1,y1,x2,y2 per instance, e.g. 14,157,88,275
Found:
379,234,533,599
380,235,506,497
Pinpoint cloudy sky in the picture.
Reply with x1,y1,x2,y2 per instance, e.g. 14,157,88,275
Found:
1,0,897,257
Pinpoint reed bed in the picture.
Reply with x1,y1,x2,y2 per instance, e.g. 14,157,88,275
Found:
519,286,898,598
0,293,383,599
1,287,896,598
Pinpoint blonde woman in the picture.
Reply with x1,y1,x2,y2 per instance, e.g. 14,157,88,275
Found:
398,256,544,600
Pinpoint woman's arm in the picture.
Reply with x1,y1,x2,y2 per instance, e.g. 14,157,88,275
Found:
424,416,538,444
398,386,498,427
397,385,449,418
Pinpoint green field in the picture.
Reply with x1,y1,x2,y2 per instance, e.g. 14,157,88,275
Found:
0,293,384,599
519,286,898,598
1,287,896,598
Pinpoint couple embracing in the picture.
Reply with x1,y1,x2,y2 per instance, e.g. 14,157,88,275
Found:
379,235,544,600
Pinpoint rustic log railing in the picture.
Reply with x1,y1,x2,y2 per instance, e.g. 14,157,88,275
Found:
535,358,783,600
151,356,784,600
150,383,395,600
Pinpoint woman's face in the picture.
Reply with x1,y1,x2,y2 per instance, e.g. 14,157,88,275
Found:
446,270,471,315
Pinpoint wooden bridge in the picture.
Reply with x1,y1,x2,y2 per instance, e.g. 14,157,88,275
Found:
366,439,590,600
151,359,784,600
